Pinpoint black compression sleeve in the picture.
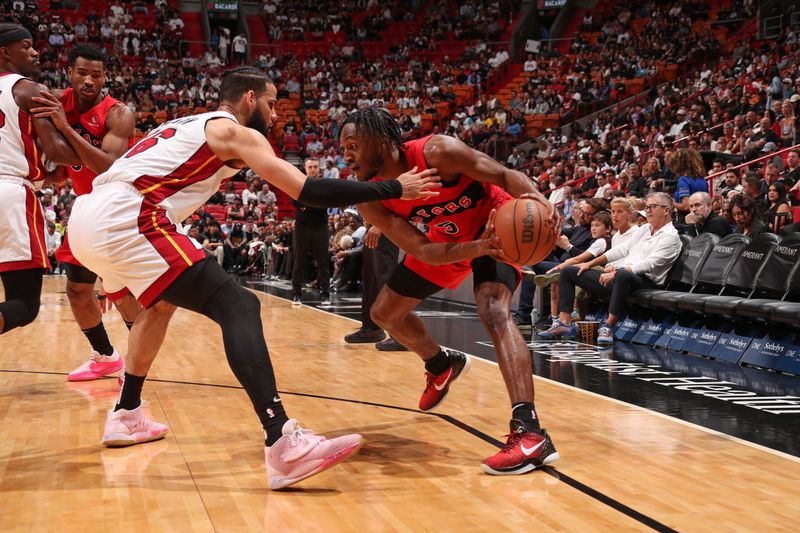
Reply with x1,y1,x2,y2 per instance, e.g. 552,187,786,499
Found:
297,177,402,207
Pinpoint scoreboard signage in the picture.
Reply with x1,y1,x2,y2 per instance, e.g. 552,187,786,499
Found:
208,1,238,12
538,0,567,8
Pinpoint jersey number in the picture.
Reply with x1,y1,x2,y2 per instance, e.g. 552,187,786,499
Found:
125,127,176,158
434,221,460,234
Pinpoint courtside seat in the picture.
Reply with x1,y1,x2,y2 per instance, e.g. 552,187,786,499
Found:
734,233,800,321
628,233,718,309
765,300,800,327
695,233,780,318
669,234,750,314
740,264,800,324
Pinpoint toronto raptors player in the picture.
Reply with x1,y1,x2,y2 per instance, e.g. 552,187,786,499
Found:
0,24,81,335
340,107,560,476
69,67,440,490
30,44,141,381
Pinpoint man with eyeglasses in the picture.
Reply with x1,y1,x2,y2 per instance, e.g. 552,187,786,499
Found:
540,193,681,345
685,191,732,238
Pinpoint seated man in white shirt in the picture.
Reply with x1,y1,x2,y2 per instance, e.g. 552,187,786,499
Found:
539,193,681,345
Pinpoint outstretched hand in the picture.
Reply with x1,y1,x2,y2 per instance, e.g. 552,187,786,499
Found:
397,166,442,200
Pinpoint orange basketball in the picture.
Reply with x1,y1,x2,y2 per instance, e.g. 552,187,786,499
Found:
494,199,558,266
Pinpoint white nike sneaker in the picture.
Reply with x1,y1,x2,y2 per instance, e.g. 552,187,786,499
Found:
101,402,168,447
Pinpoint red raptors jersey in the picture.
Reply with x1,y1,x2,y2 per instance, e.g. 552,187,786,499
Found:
377,135,511,242
61,88,132,195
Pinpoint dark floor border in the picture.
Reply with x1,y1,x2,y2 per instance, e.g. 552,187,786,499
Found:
1,368,676,532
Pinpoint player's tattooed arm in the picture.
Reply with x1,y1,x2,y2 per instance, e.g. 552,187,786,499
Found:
206,118,440,205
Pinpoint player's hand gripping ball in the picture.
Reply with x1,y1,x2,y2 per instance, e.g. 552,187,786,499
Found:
494,198,560,265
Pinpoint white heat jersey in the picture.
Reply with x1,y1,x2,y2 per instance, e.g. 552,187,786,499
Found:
0,73,45,187
94,111,240,221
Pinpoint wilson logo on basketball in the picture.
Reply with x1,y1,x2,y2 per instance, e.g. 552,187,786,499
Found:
521,203,536,243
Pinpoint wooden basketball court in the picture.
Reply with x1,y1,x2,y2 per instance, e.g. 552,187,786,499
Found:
1,278,798,531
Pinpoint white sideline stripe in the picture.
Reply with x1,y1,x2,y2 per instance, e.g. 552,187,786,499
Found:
252,290,800,464
252,289,363,324
470,354,800,464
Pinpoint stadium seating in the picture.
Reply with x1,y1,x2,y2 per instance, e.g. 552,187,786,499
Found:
627,233,800,328
677,233,781,316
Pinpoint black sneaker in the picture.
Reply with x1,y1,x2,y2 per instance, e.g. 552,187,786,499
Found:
514,313,532,329
534,316,557,331
291,295,302,307
320,292,331,306
375,337,408,351
344,328,385,343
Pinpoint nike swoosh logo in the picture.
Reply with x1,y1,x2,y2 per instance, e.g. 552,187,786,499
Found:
273,396,281,403
520,439,546,456
433,368,453,391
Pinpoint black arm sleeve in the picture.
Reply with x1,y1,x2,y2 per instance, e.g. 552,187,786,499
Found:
296,178,402,207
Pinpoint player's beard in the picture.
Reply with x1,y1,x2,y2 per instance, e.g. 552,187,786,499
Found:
361,152,383,181
246,108,270,138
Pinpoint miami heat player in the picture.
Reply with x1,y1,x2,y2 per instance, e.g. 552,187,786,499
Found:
0,23,81,335
68,67,440,489
341,107,561,476
30,44,140,382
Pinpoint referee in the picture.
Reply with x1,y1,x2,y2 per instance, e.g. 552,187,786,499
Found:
291,157,331,306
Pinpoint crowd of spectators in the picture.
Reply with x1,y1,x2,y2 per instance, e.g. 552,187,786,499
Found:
528,22,800,227
18,0,800,310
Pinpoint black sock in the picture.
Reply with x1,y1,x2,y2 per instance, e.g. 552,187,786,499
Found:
115,372,145,411
124,320,134,331
261,398,290,447
512,402,541,432
81,322,114,356
424,348,451,375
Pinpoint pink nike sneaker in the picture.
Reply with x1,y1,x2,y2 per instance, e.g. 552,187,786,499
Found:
101,403,169,447
68,349,124,381
265,419,363,490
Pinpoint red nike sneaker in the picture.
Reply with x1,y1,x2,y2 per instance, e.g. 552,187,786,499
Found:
480,419,560,475
418,349,471,411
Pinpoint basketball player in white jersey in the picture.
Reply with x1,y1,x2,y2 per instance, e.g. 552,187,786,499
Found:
30,43,141,381
69,67,441,490
0,24,82,335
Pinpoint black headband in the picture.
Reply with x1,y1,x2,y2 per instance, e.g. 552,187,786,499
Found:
0,27,32,47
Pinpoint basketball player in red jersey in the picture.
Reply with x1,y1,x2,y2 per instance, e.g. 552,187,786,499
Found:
0,23,82,335
340,107,561,476
68,67,441,489
30,44,141,381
